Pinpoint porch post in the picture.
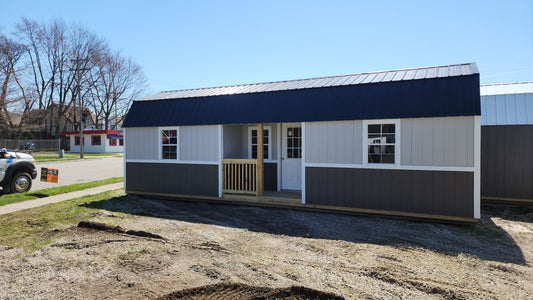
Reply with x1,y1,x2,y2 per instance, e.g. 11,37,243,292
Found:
256,123,264,196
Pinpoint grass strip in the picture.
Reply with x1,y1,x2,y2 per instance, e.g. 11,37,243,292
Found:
0,189,126,252
33,153,123,162
0,177,123,207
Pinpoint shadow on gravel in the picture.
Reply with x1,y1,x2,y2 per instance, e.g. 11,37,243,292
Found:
83,195,528,265
157,283,344,300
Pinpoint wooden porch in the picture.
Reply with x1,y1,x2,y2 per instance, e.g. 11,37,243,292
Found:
222,158,301,204
222,123,267,196
222,190,302,206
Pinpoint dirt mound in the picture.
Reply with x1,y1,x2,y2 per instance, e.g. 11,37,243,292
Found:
157,283,345,299
77,221,164,239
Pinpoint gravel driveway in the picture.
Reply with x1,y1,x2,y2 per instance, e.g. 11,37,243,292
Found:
0,194,531,299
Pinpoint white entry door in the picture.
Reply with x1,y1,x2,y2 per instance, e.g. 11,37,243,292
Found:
281,123,302,190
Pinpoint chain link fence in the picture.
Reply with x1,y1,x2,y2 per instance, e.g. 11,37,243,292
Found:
0,139,62,152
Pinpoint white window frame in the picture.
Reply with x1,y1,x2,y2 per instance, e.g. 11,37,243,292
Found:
248,126,272,160
362,119,400,166
285,125,303,159
160,127,179,160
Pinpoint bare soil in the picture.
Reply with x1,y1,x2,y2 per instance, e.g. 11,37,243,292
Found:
157,282,344,299
1,195,532,299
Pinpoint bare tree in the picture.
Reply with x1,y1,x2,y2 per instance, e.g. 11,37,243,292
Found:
0,31,41,138
16,18,49,111
67,24,108,130
14,19,109,135
89,51,146,129
41,19,68,136
0,34,25,132
2,18,146,139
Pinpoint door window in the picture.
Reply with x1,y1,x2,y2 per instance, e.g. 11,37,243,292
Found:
250,129,270,159
286,127,301,158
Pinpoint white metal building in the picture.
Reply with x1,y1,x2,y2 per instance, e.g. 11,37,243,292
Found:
61,129,124,153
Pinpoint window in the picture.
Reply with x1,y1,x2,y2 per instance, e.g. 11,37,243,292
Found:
91,135,101,146
109,139,117,146
119,139,124,146
367,123,396,164
286,127,301,158
250,127,270,159
74,136,84,146
161,129,178,159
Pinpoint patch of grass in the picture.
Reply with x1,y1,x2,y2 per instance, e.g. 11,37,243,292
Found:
0,190,126,252
0,177,123,206
33,152,123,162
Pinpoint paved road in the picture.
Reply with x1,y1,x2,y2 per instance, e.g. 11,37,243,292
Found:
32,156,123,191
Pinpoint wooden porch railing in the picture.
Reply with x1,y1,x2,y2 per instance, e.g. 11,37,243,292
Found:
222,159,257,195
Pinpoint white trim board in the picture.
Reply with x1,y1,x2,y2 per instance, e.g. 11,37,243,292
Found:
473,116,481,219
218,125,223,197
304,162,475,172
125,159,219,165
301,122,306,204
123,128,127,190
277,123,282,192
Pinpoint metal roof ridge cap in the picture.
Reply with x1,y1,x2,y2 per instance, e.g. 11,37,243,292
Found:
135,62,479,101
153,62,476,94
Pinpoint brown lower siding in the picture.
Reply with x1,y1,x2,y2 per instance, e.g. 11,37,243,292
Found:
481,125,533,201
305,167,474,218
126,162,277,197
126,162,219,196
264,163,277,191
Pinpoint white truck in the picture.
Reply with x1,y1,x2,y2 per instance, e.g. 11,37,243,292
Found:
0,149,37,194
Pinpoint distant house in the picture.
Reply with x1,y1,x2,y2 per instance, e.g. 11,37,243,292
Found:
480,82,533,202
122,63,481,222
60,129,123,153
45,104,100,136
0,104,100,139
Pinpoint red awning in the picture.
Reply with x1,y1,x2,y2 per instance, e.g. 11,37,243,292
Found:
60,129,122,136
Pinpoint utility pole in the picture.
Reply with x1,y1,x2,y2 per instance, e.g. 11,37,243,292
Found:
70,58,89,158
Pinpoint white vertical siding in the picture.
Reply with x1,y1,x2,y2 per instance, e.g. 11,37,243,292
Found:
125,128,159,160
180,125,218,161
223,125,245,158
401,116,474,167
305,120,363,164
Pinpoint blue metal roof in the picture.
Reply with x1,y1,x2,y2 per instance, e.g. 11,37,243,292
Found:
123,63,480,127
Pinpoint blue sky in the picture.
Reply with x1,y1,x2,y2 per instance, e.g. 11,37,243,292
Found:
2,0,532,95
